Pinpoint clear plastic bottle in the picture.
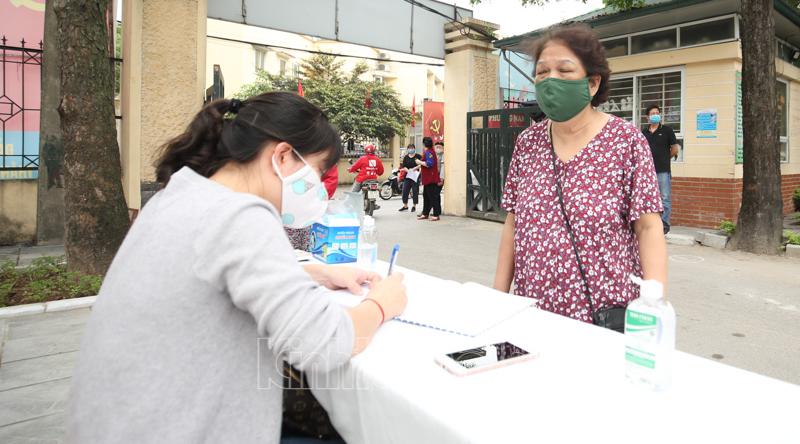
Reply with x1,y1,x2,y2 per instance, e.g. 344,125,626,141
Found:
625,275,676,392
358,216,378,270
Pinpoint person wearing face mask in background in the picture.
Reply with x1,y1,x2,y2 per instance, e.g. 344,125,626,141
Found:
416,137,442,221
493,25,668,327
435,141,445,203
399,143,422,212
642,105,680,235
66,92,408,443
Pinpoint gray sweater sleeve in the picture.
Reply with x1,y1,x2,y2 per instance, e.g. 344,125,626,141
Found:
192,197,354,372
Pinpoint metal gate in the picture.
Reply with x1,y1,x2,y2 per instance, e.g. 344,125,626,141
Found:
466,106,543,222
0,37,42,179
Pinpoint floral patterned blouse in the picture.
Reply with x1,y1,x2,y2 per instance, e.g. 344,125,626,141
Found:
501,115,662,323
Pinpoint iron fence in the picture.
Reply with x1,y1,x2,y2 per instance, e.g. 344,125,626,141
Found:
0,37,42,179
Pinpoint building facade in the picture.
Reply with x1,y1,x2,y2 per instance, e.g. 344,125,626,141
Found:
205,19,445,183
495,0,800,228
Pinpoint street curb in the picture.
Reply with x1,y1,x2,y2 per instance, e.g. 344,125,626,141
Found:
701,232,729,249
665,234,696,246
787,244,800,260
0,295,97,319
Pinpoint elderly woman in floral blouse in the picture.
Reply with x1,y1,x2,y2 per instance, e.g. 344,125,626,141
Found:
493,25,668,325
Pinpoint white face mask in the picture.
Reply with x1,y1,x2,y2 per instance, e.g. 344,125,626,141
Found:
272,150,328,229
435,148,444,155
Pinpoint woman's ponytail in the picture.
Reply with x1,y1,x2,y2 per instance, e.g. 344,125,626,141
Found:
155,91,342,185
155,99,233,185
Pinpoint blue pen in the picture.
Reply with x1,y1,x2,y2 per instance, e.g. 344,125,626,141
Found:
387,245,400,276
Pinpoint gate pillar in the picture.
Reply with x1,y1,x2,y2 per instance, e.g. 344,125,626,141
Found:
120,0,207,209
443,18,501,217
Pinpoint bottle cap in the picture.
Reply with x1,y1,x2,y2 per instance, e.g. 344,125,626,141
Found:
363,216,375,226
630,274,663,300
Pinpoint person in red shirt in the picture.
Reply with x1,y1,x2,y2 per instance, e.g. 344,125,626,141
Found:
348,144,384,192
321,166,339,199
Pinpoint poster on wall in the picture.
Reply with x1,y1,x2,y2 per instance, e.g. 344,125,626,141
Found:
423,101,444,143
735,71,743,163
697,109,717,138
0,0,44,180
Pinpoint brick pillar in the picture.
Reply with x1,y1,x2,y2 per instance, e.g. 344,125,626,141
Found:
120,0,207,209
442,18,500,216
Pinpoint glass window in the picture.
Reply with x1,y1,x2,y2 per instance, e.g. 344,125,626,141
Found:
602,37,629,58
638,71,682,133
279,59,287,76
596,78,634,122
680,18,735,47
631,29,677,54
254,49,266,72
778,80,788,162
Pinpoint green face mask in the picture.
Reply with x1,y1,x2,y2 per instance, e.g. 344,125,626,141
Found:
534,76,594,122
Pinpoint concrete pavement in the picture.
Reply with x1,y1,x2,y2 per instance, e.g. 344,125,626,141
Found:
0,189,798,442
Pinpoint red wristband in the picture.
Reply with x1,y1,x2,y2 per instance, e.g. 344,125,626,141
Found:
363,298,385,324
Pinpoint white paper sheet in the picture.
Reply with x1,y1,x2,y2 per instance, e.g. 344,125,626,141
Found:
326,281,532,337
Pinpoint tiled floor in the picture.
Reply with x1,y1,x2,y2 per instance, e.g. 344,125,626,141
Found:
0,308,90,443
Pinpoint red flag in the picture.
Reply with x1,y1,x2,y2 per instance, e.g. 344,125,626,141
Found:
298,79,304,97
412,94,416,127
366,87,371,109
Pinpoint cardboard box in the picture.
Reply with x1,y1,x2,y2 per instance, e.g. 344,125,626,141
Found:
310,214,360,264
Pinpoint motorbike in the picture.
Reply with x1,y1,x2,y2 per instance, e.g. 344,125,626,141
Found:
380,168,403,200
348,158,380,217
361,180,380,217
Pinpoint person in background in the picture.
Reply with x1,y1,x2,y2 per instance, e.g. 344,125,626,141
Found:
284,166,338,251
348,144,384,193
493,25,667,325
435,141,445,210
416,136,442,221
642,105,680,235
399,143,422,212
66,92,407,443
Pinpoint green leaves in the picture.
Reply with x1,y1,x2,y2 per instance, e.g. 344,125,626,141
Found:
234,53,412,145
0,255,103,307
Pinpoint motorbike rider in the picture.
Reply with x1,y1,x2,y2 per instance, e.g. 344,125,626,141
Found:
348,144,385,197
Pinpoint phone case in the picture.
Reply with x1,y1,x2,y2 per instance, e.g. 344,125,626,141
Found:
435,349,539,377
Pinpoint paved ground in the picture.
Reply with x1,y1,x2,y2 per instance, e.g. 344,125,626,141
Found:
0,188,798,442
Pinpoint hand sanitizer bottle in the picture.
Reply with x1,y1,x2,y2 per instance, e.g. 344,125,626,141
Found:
625,275,676,392
358,216,378,270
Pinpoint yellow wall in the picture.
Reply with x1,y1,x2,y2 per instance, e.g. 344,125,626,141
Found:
610,41,800,179
0,179,37,244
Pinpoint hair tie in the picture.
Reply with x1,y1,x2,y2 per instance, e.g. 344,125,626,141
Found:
228,99,242,114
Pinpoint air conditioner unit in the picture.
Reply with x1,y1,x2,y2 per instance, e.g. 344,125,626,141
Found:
377,64,390,72
379,52,390,60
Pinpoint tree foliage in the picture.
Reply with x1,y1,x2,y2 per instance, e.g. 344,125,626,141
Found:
234,53,412,146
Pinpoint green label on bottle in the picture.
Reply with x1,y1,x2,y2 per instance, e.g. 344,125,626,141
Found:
626,310,657,331
626,352,655,369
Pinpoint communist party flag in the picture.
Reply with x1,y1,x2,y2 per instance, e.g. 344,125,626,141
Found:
298,79,304,97
412,94,416,127
366,87,371,109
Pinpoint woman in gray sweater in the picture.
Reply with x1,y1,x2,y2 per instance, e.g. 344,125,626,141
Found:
66,92,407,443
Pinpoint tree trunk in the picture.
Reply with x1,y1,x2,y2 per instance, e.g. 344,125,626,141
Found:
728,0,784,254
55,0,129,275
37,0,66,246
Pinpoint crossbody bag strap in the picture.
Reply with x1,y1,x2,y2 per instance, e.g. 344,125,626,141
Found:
548,124,597,322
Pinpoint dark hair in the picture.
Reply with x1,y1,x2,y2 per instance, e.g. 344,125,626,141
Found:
156,91,342,185
434,141,444,146
407,144,415,149
422,137,433,148
526,24,611,107
646,105,661,115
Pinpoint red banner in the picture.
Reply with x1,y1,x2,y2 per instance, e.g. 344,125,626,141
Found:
423,101,444,143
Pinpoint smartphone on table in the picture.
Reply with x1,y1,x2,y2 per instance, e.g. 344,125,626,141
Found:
435,341,539,377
